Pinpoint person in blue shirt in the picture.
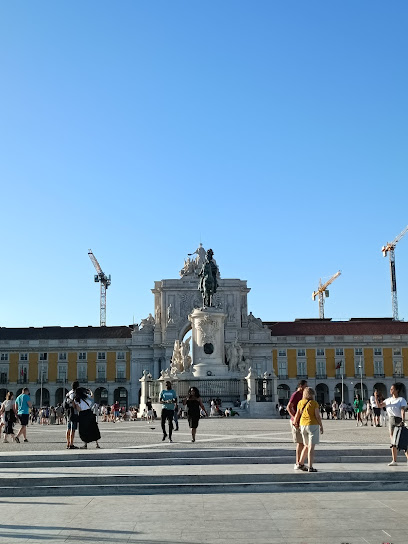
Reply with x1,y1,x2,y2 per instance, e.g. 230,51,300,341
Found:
14,387,32,443
159,381,177,442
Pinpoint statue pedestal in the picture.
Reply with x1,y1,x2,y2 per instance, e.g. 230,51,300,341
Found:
189,308,227,378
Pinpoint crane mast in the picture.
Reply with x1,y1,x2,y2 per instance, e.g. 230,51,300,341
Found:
88,249,111,327
312,271,341,319
382,225,408,321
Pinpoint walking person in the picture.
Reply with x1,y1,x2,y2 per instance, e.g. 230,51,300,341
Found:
365,399,373,426
159,381,177,443
146,398,154,424
354,394,364,426
14,387,32,443
286,379,308,470
173,400,179,431
64,387,79,449
184,387,208,443
296,387,324,473
376,384,408,466
370,390,382,427
0,392,18,442
70,383,101,449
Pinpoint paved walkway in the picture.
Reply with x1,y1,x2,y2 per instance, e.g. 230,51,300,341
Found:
0,419,406,543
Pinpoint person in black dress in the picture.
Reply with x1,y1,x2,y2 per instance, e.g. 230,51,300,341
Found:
183,387,207,443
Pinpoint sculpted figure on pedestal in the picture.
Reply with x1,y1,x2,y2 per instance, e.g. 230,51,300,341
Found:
198,249,219,307
247,312,263,330
189,243,206,271
226,339,244,372
140,313,155,330
167,304,174,324
181,337,192,372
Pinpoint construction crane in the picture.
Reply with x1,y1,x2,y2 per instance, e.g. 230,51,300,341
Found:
382,225,408,321
312,271,341,319
88,249,111,327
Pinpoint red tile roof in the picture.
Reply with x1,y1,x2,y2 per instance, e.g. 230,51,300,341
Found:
264,318,408,336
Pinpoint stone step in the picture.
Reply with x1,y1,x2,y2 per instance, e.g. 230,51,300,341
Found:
0,446,392,469
0,446,391,468
1,469,407,497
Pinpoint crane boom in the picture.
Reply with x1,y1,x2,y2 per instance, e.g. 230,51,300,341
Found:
312,271,341,319
88,249,111,327
88,250,103,275
381,226,408,321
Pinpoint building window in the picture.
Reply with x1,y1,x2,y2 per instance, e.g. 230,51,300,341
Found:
116,364,126,379
316,349,325,357
374,360,384,375
20,353,28,361
316,360,326,376
297,349,306,357
97,352,106,361
77,364,87,381
18,365,28,382
278,361,287,378
57,365,67,382
39,353,48,361
297,361,307,376
278,349,287,357
117,351,125,360
354,348,363,356
0,353,8,361
58,352,67,361
78,352,87,360
393,348,401,356
38,364,48,382
0,365,8,384
393,360,403,376
355,360,365,375
374,348,382,356
335,348,344,356
97,364,106,380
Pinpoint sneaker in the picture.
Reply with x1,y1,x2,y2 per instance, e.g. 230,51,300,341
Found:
294,464,300,470
162,434,167,442
169,438,173,443
388,461,398,466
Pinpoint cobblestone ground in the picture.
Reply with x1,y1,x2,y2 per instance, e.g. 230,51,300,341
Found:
0,417,406,544
0,416,393,452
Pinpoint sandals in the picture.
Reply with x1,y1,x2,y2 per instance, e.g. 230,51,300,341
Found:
308,467,318,472
14,437,20,443
298,464,308,472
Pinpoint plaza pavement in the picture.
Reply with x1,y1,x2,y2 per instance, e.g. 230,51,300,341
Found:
0,418,406,544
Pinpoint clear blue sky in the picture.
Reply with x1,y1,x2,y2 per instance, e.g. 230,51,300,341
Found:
1,2,408,328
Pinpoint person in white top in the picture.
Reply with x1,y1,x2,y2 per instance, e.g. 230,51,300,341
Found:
370,390,382,427
377,384,408,466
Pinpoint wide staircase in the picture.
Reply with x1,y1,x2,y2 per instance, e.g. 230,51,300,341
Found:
0,445,406,496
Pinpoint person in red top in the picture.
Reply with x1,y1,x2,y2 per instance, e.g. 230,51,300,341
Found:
113,401,120,422
287,380,308,471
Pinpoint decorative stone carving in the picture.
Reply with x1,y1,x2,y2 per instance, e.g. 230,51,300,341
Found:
155,305,161,323
140,313,155,330
226,340,244,372
160,368,171,379
247,312,263,330
181,337,192,372
167,304,174,324
196,314,220,344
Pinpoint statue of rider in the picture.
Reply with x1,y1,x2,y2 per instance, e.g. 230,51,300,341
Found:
198,248,219,307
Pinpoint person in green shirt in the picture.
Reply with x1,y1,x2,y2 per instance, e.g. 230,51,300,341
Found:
354,394,364,427
159,381,177,443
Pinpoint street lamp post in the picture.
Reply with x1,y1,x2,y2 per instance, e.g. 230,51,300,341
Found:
340,360,344,404
359,356,363,400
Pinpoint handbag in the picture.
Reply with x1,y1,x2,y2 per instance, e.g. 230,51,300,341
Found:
293,400,311,429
